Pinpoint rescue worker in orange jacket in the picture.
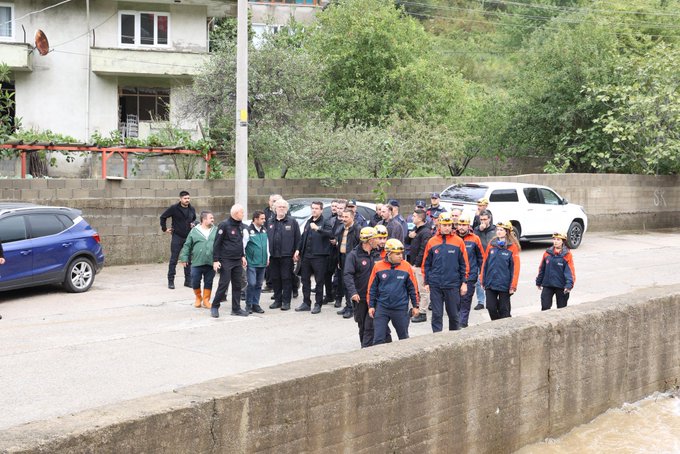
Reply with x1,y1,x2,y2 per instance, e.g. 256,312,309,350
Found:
421,212,469,332
368,239,419,345
480,222,520,320
456,215,485,328
536,232,575,310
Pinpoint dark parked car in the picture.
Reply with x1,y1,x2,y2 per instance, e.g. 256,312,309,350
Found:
287,198,376,231
0,203,105,293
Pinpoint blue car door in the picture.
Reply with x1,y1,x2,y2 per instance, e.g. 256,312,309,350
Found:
26,213,75,283
0,215,33,289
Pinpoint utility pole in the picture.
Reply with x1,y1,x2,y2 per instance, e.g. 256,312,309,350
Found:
235,0,248,214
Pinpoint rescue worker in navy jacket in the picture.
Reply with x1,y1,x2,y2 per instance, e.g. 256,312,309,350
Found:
480,222,521,320
344,227,381,347
421,212,470,332
536,232,575,310
456,216,485,328
368,239,419,345
296,201,333,314
210,204,248,318
160,191,197,289
267,198,301,311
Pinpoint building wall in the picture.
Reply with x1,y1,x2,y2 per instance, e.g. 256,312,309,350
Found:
1,285,679,453
0,174,677,266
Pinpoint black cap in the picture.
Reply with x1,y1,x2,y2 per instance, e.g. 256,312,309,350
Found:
388,199,400,207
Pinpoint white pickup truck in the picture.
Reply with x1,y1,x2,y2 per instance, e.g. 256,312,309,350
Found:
438,182,588,248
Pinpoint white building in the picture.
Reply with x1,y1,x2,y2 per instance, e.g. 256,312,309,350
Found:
0,0,323,176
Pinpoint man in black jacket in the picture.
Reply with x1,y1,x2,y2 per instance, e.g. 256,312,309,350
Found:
210,204,248,318
160,191,196,289
267,199,301,311
296,201,333,314
336,209,361,319
407,209,432,323
344,227,381,347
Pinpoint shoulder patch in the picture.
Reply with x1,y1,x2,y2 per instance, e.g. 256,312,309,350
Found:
218,229,223,235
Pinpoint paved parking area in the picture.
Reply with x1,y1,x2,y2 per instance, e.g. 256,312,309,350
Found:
1,229,679,430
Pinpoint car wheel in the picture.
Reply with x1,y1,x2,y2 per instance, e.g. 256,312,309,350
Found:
566,221,583,249
63,257,96,293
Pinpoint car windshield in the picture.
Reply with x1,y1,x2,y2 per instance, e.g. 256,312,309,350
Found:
440,185,488,203
288,202,312,222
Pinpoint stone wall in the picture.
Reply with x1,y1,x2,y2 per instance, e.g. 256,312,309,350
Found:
0,174,678,266
1,285,679,453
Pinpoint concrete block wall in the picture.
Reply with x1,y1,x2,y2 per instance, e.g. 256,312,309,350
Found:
0,174,678,265
1,285,679,453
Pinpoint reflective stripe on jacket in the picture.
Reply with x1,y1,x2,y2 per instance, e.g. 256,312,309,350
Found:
536,246,575,289
368,259,419,310
421,233,470,288
480,239,520,292
460,231,485,283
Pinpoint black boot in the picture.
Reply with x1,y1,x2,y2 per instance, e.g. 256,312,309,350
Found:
168,279,175,289
311,304,322,314
281,302,291,311
269,301,282,309
411,313,427,323
183,278,191,288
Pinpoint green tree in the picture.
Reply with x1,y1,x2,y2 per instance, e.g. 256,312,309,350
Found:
307,0,432,126
183,26,323,178
553,43,680,174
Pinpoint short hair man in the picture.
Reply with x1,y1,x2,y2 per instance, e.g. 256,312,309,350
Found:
296,201,333,314
210,204,249,318
179,210,217,309
244,210,269,314
160,191,197,289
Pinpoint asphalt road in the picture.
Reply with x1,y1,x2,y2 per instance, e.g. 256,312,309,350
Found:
1,229,679,431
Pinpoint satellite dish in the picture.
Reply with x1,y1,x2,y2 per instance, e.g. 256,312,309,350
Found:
35,29,49,56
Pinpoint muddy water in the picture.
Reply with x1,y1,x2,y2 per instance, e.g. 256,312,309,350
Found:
516,392,680,454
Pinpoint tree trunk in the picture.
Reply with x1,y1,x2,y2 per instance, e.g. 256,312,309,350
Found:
28,151,48,178
280,166,288,179
254,158,266,179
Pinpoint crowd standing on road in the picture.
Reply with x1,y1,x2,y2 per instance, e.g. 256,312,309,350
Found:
159,192,577,348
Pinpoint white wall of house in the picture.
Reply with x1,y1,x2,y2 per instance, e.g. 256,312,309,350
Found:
2,1,213,176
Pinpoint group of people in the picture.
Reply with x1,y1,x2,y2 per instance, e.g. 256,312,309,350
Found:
160,191,576,347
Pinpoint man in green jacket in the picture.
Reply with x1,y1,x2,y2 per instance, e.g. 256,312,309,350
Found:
179,211,217,309
245,210,269,313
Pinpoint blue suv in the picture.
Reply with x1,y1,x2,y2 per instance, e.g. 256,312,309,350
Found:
0,203,105,293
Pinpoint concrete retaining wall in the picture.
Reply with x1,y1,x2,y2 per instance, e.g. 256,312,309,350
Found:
1,286,679,453
0,174,678,265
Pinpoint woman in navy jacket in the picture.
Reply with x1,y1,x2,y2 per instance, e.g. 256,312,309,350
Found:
480,222,520,320
536,232,576,310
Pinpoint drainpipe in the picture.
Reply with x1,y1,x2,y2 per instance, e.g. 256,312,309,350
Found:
85,0,91,141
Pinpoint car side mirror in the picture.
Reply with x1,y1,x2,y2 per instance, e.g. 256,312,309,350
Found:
561,198,569,205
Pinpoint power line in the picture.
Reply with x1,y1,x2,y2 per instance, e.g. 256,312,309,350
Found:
405,9,680,39
49,12,118,50
1,0,74,28
481,0,680,18
397,1,680,31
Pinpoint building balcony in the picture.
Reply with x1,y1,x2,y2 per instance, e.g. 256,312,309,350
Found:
90,47,209,78
0,42,33,71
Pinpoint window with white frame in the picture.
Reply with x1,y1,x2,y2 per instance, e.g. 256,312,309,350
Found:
119,11,169,47
0,3,14,40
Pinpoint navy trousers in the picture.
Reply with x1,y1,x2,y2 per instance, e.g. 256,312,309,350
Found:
373,306,410,345
430,286,461,332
